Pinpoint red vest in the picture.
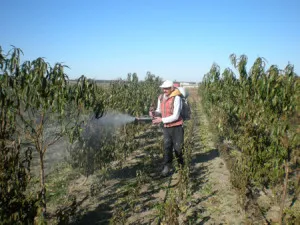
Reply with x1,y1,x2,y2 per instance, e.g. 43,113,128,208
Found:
160,95,183,128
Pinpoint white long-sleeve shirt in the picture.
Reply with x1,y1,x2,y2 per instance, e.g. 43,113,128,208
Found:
155,94,182,124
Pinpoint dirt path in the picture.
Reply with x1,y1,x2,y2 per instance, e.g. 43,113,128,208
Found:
188,95,246,224
50,91,246,224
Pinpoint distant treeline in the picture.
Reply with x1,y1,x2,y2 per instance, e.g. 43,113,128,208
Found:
69,79,198,85
69,79,115,84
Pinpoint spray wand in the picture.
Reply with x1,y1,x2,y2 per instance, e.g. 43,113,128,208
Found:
134,116,153,123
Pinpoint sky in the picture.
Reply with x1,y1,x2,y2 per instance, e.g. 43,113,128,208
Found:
2,0,299,82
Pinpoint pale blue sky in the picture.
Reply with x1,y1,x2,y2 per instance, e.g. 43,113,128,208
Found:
2,0,299,82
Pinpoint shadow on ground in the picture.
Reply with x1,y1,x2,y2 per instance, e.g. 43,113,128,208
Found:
186,148,220,224
191,148,219,165
71,148,164,224
70,142,219,225
71,203,112,225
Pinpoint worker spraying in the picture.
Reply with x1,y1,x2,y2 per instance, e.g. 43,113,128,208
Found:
149,80,190,176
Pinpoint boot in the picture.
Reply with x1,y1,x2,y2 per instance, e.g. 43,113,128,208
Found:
161,165,170,177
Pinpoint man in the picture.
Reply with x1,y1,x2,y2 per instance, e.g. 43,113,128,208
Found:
150,80,184,176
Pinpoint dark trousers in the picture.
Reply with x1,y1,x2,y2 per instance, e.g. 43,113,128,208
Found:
163,125,184,167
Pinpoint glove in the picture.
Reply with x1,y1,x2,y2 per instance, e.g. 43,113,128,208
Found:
152,117,162,124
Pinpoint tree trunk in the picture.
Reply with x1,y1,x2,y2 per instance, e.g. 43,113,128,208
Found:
279,161,289,225
39,151,47,216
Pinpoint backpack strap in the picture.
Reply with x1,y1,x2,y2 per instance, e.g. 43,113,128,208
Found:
170,96,175,112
